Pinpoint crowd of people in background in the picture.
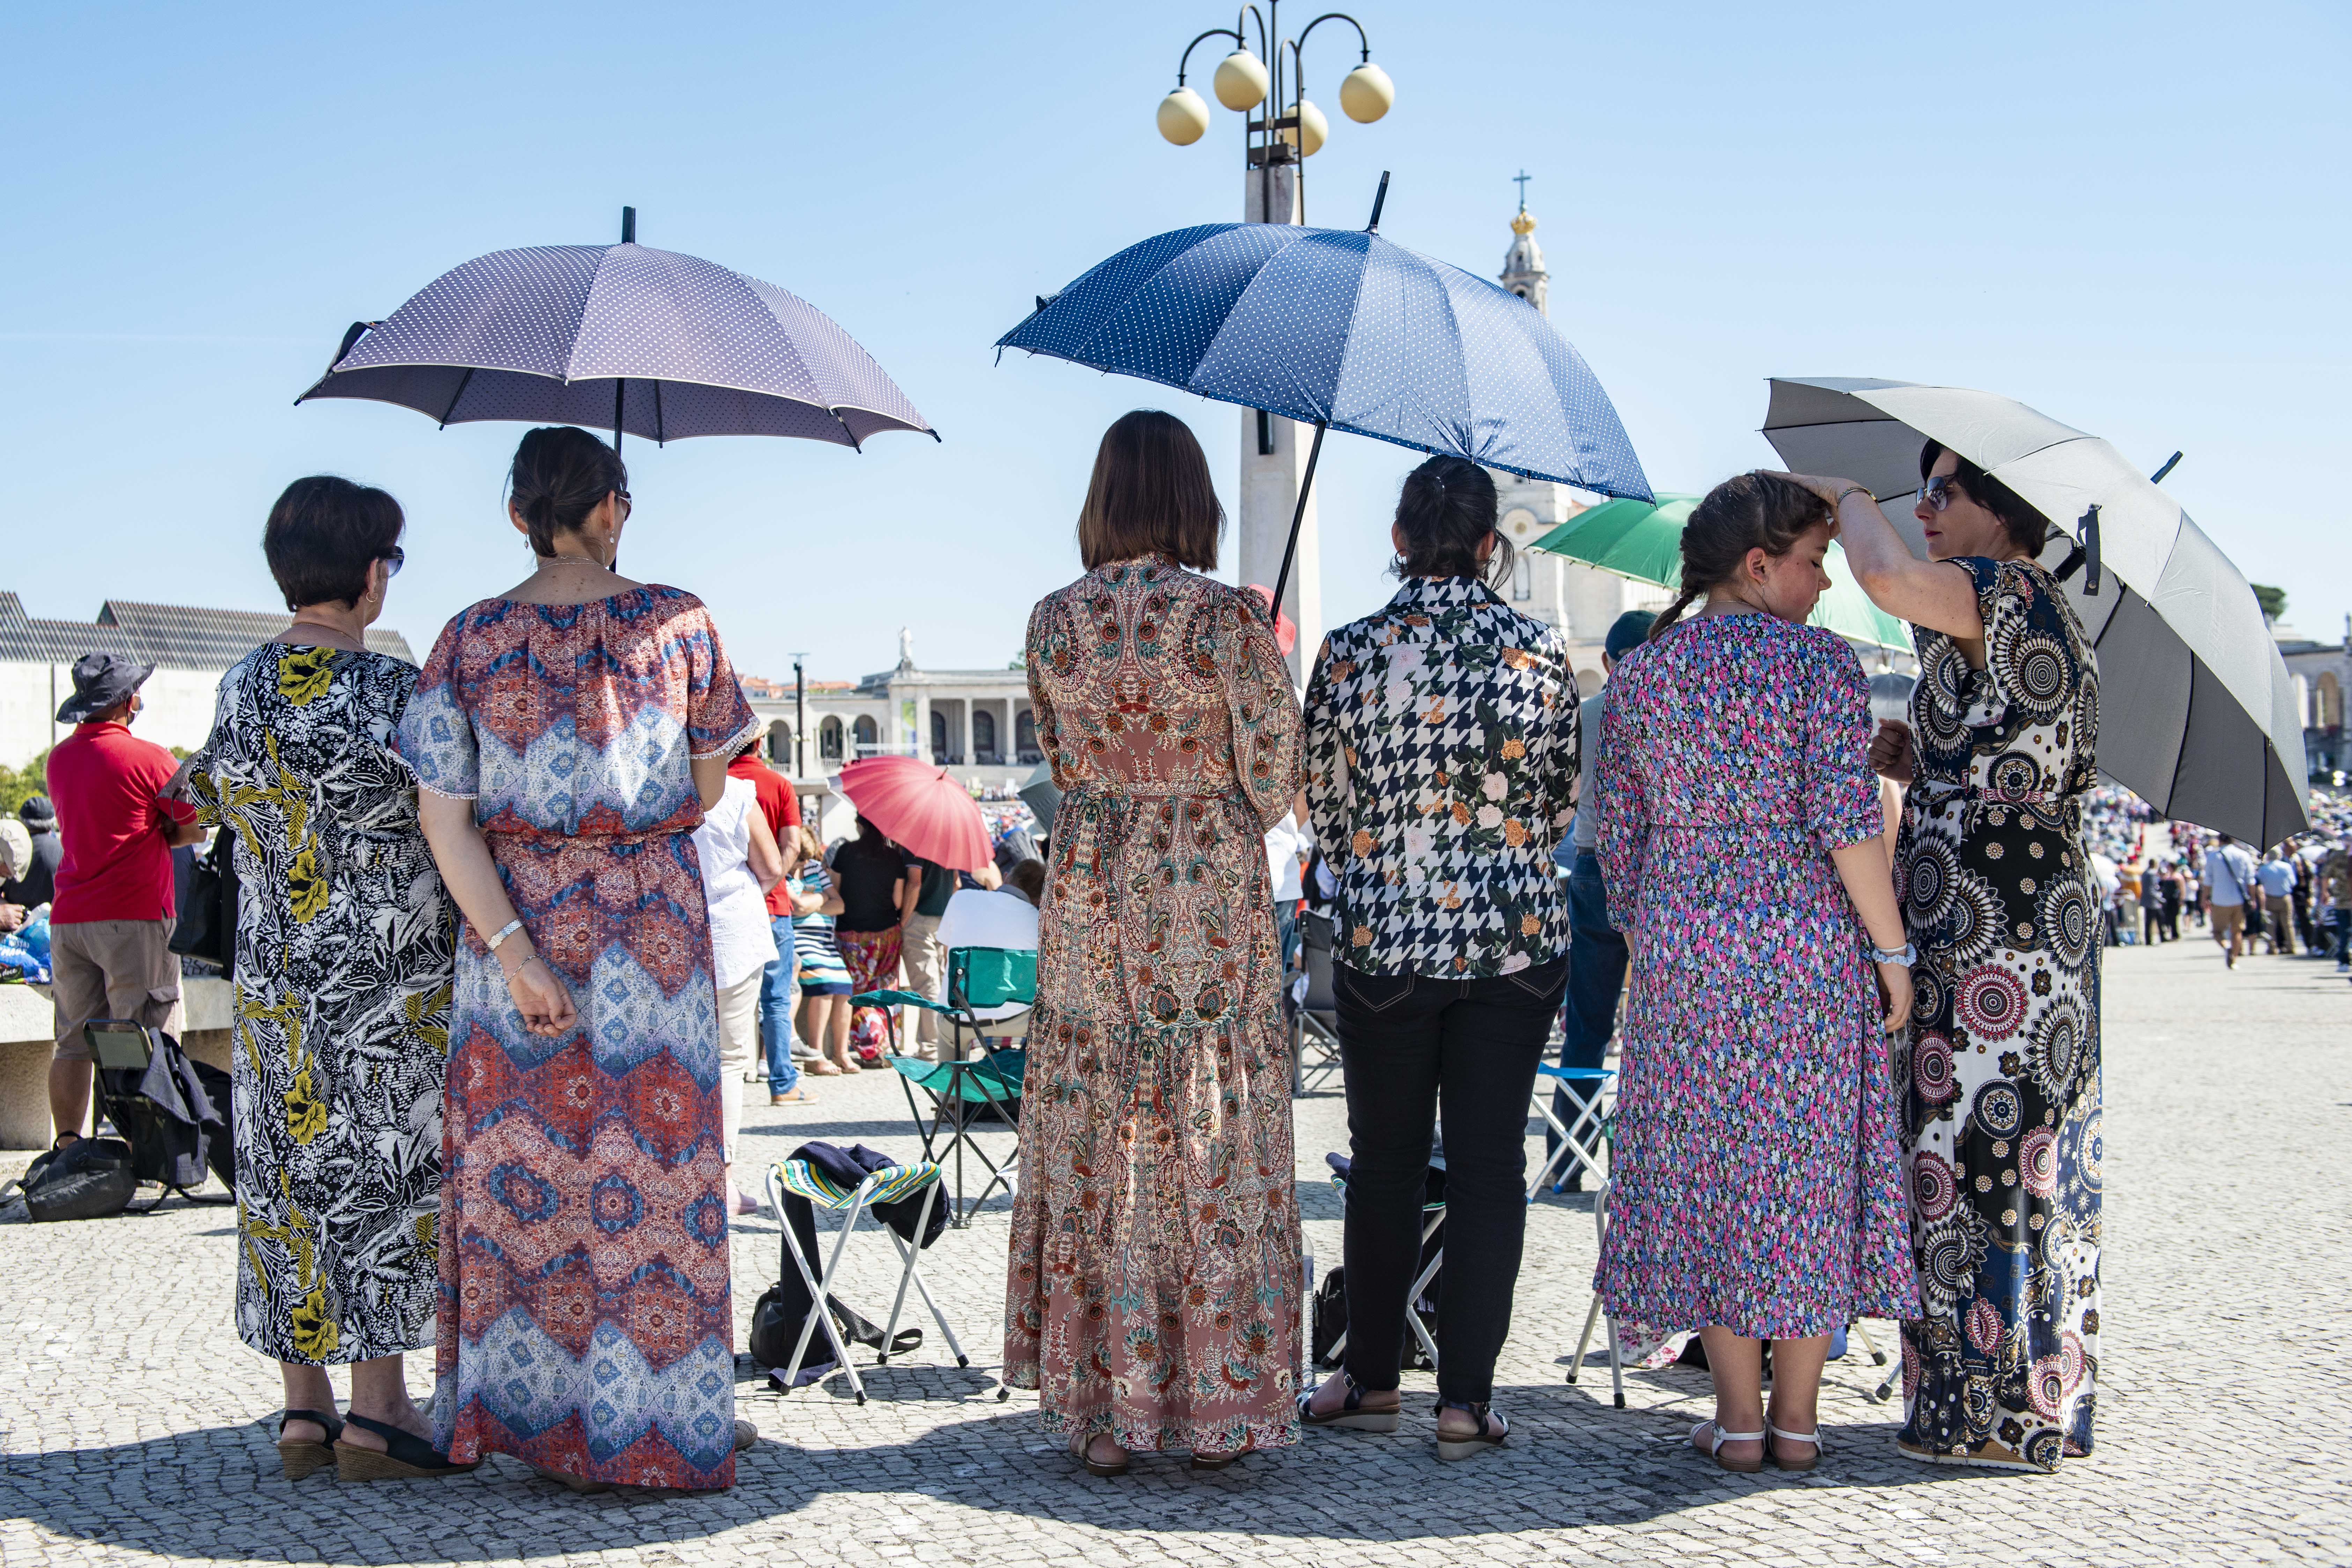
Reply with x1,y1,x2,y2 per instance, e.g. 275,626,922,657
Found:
10,410,2351,1497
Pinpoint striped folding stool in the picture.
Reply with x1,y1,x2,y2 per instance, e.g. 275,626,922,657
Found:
763,1157,977,1406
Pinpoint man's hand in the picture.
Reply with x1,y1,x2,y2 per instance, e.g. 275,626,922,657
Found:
0,903,25,933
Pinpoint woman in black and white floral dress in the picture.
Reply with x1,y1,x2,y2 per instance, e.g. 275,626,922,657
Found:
1780,450,2101,1473
184,477,459,1480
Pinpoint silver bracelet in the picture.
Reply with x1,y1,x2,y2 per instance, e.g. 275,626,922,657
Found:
485,918,526,951
1833,485,1876,509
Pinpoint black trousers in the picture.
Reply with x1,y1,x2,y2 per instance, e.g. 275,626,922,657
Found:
1334,954,1568,1405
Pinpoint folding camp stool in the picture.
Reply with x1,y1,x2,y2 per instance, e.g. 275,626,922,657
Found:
763,1158,977,1407
1322,1166,1443,1372
1527,1064,1615,1201
856,946,1034,1227
1289,909,1344,1096
1566,1179,1628,1407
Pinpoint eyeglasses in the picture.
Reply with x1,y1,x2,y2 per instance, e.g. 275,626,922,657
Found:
613,487,633,521
1920,474,1964,513
377,545,405,578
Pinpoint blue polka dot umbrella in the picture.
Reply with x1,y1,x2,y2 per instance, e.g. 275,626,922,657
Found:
996,182,1651,607
298,209,933,453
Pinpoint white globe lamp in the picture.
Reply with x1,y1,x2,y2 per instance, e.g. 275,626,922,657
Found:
1157,86,1212,146
1212,49,1270,111
1282,99,1329,157
1339,61,1394,124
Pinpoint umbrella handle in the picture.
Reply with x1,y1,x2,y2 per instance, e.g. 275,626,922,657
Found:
1269,420,1328,632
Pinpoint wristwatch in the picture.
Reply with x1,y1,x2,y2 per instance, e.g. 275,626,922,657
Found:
1866,940,1916,967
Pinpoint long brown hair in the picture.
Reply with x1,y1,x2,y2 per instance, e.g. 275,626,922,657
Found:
1075,410,1223,571
1648,472,1829,641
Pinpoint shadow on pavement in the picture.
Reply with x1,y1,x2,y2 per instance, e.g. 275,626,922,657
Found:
3,1369,1984,1563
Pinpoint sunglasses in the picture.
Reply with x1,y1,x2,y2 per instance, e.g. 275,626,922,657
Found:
614,487,633,520
1920,474,1964,513
377,545,405,578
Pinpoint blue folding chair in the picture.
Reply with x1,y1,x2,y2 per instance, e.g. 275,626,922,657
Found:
854,946,1033,1227
1528,1064,1614,1200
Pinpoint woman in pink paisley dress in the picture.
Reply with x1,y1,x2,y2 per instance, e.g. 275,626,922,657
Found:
1003,412,1306,1477
1595,473,1920,1474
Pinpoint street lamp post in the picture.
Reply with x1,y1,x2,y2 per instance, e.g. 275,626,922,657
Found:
1157,6,1393,677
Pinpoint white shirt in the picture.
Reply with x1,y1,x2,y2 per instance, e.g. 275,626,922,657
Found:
2203,845,2258,907
693,777,779,990
934,888,1040,1021
1264,813,1307,902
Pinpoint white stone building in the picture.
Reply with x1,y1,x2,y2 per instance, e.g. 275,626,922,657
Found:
1483,200,1674,691
0,593,415,768
2275,617,2351,783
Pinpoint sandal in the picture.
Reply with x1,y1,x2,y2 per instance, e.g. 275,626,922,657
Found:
1294,1370,1401,1433
1692,1419,1766,1474
1434,1399,1508,1462
532,1465,614,1495
1191,1441,1255,1472
1071,1433,1129,1478
770,1086,818,1104
333,1413,479,1481
1767,1420,1822,1472
276,1407,343,1480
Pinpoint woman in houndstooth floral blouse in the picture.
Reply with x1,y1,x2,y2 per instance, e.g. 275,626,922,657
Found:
1297,454,1579,1461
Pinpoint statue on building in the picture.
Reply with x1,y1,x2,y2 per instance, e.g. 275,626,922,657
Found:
897,626,915,670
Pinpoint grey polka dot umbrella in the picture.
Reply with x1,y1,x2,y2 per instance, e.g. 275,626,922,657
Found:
298,210,933,453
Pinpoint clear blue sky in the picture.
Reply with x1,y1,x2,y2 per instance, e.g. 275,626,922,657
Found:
5,1,2346,685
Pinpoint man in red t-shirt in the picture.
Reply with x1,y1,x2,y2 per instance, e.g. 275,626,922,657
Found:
43,653,204,1145
727,741,806,1101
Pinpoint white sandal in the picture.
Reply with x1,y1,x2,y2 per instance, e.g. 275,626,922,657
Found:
1767,1421,1821,1472
1692,1419,1766,1474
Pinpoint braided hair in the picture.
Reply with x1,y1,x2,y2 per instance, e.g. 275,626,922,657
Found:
1647,472,1829,641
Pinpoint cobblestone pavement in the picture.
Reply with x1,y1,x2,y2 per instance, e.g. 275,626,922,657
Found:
3,933,2347,1567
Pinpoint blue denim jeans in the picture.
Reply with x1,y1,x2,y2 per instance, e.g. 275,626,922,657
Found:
1549,850,1626,1178
761,915,801,1096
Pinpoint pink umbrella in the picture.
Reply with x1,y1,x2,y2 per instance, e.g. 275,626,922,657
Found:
1244,584,1297,657
836,756,992,872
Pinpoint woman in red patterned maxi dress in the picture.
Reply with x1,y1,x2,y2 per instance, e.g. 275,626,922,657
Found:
1003,412,1306,1474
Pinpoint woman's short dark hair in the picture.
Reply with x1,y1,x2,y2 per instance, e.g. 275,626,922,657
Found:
262,476,404,611
1075,411,1223,571
1005,857,1047,905
1648,472,1828,641
1920,440,2051,556
510,426,628,555
1393,455,1506,585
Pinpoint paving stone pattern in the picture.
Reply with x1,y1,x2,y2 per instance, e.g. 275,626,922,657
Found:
2,935,2347,1567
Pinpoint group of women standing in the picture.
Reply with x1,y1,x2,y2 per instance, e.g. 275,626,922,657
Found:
1009,410,2100,1478
194,401,2100,1496
191,426,759,1492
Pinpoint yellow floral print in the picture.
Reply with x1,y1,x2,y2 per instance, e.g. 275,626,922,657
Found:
288,1284,339,1360
283,1067,329,1144
287,838,328,923
276,645,337,707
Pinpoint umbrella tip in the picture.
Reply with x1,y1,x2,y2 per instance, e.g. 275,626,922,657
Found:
621,206,636,244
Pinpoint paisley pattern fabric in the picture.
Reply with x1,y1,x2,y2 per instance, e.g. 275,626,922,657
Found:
188,645,455,1365
1004,556,1307,1454
396,586,759,1490
1592,615,1920,1338
1895,556,2102,1472
1302,575,1578,977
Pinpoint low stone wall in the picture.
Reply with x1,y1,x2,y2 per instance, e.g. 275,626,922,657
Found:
0,976,234,1148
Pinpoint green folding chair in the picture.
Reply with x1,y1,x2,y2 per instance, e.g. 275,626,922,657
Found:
852,946,1034,1228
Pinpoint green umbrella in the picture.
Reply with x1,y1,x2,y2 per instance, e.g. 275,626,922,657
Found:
1529,494,1912,652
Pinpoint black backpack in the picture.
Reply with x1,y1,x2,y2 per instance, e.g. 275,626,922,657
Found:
1309,1264,1437,1373
3,1137,139,1222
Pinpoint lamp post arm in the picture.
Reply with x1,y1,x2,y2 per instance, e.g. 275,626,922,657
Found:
1295,12,1371,61
1176,26,1243,82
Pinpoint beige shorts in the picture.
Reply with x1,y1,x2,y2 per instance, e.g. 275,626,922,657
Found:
49,918,183,1061
2210,903,2247,940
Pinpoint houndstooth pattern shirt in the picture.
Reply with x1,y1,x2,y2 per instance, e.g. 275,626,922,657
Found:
1303,575,1580,978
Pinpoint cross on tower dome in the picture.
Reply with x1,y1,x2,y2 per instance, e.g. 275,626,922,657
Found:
1500,172,1548,314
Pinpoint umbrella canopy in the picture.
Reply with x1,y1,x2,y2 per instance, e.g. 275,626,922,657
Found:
998,221,1650,498
1529,494,1911,652
299,222,934,451
1762,377,2308,845
836,756,991,873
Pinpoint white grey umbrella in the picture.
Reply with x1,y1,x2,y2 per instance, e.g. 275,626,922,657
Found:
1763,376,2309,846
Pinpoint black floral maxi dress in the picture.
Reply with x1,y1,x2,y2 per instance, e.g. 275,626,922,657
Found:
1894,557,2101,1471
188,645,456,1364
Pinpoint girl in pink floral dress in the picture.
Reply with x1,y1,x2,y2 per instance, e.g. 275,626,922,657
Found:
1595,473,1919,1474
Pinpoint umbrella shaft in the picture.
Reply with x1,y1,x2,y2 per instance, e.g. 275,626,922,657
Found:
1270,420,1327,624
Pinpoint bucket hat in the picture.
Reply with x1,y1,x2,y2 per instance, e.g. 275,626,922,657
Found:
55,651,154,724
